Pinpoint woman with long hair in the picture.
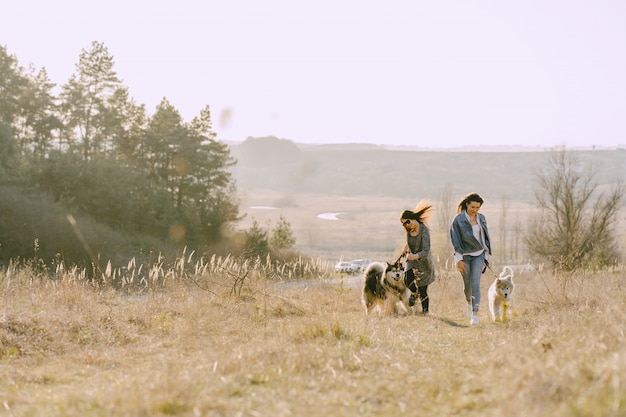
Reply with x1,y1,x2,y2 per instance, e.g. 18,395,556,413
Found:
399,199,436,315
449,192,492,325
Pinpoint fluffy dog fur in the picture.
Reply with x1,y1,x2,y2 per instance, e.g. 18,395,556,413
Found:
488,266,516,322
362,261,411,316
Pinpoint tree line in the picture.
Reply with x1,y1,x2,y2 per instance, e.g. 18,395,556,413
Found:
0,41,249,267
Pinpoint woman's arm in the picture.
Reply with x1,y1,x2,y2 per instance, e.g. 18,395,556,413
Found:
415,224,430,260
450,215,465,266
450,215,463,253
479,213,492,255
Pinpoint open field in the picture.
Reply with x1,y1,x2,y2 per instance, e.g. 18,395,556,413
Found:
1,147,624,416
1,261,625,416
231,145,626,267
236,191,626,268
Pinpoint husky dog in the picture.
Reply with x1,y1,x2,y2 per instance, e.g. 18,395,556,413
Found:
362,261,411,316
488,266,516,322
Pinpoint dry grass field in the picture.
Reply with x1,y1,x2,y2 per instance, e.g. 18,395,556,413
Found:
237,191,626,267
1,184,625,416
1,257,624,417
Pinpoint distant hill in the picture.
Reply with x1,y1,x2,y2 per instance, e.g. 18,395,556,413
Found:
228,138,626,203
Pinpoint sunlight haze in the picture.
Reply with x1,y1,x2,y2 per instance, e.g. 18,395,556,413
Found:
3,0,626,149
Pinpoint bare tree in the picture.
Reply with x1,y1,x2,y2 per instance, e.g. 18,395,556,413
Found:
512,216,524,260
525,148,624,271
436,183,454,232
499,192,510,260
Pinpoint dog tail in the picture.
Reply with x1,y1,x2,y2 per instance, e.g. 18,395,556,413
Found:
363,262,384,294
500,265,513,278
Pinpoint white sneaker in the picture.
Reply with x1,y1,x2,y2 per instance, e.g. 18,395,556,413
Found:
467,303,473,318
470,315,479,325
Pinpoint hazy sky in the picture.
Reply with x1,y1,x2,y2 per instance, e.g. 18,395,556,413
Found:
3,1,626,148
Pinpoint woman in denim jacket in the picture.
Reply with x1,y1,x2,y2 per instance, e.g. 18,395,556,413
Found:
449,193,491,325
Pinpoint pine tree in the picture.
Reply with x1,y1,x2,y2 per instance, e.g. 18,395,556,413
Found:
270,214,296,250
59,41,122,159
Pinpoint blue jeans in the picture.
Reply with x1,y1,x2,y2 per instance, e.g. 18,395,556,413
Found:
461,252,485,313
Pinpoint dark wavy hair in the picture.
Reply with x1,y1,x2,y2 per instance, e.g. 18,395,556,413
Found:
456,192,484,214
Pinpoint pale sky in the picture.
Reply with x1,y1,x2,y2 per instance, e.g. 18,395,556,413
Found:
3,0,626,149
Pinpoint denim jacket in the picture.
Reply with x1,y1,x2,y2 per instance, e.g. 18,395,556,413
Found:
450,211,492,262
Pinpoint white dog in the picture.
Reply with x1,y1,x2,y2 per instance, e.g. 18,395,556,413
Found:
488,266,515,322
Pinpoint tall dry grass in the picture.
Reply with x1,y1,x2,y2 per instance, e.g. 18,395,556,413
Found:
0,258,624,417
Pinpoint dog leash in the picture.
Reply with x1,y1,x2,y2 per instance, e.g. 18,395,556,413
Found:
484,260,499,278
396,250,420,289
394,250,408,265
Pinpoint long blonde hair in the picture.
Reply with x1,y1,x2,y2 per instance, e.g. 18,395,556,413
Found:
400,199,434,225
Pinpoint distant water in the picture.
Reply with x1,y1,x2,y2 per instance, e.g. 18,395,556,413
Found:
317,212,342,220
249,207,341,220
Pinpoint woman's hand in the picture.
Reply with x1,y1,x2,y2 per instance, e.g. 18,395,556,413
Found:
456,261,466,274
407,253,420,261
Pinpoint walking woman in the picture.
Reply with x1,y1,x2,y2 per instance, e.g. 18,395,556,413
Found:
449,192,492,325
400,199,436,315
